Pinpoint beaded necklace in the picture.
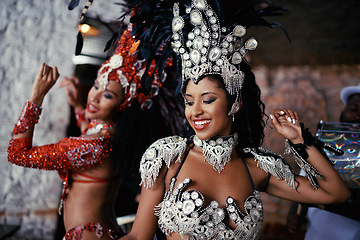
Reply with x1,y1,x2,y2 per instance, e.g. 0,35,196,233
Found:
193,133,238,173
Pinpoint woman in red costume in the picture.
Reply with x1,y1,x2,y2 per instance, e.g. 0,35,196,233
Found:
7,27,170,240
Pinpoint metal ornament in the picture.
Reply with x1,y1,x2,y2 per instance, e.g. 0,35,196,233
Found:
171,0,257,114
193,133,238,173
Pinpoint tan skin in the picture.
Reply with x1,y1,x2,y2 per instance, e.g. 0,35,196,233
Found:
287,92,360,234
122,76,350,240
341,94,360,123
13,63,124,239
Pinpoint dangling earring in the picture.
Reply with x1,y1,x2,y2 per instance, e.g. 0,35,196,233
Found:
232,114,235,122
228,101,240,118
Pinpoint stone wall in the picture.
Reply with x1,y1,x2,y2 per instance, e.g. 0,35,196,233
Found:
0,1,123,239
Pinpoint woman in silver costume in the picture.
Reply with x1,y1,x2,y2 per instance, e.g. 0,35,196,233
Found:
118,0,350,239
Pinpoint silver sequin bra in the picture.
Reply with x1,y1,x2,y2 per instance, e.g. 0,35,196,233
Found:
155,177,263,240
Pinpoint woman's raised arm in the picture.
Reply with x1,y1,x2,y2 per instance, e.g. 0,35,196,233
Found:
267,108,350,204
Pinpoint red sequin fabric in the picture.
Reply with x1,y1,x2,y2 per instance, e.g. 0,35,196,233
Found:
12,100,42,135
8,102,113,214
63,222,123,240
8,135,112,171
75,108,88,127
8,134,112,212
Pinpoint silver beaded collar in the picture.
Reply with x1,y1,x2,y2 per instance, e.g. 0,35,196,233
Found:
193,133,238,173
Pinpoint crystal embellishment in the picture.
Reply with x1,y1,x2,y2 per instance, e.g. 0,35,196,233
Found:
193,133,238,173
245,38,258,51
155,178,264,239
191,10,202,25
171,0,258,116
183,200,196,214
194,0,206,9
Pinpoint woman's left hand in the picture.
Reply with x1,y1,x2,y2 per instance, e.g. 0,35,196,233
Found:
270,109,303,144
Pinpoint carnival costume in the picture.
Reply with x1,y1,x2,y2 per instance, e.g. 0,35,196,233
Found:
7,26,169,239
117,0,341,239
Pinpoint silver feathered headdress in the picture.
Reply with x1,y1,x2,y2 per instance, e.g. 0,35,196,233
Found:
171,0,258,115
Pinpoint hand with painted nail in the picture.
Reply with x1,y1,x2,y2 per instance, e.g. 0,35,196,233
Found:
270,108,303,144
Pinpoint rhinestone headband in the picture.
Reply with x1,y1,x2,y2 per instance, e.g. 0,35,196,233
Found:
171,0,258,113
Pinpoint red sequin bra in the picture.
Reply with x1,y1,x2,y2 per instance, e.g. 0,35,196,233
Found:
8,101,113,213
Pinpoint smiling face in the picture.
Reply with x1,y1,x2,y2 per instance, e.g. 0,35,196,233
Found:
184,76,233,140
85,78,124,123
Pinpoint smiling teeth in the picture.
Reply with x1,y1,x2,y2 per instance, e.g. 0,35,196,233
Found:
88,104,98,111
195,120,210,126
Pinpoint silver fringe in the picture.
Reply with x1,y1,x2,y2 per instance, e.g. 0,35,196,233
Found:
284,139,322,189
139,136,187,189
243,147,296,189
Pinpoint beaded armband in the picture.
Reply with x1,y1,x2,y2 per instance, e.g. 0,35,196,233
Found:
12,100,42,135
285,139,322,189
75,108,87,127
284,123,344,189
284,123,324,189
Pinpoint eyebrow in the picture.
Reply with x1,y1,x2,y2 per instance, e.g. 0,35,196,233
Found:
202,92,216,96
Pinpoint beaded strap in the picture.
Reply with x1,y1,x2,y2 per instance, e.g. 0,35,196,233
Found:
75,108,87,127
284,123,343,189
12,100,42,135
284,139,322,189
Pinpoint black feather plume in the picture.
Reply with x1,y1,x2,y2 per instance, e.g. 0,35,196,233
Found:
75,31,83,56
68,0,80,10
104,32,118,52
124,0,288,89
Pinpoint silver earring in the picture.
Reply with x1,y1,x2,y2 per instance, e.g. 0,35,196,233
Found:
228,102,240,117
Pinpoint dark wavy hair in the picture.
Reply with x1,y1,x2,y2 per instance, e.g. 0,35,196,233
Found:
111,100,171,216
182,60,266,149
233,61,267,148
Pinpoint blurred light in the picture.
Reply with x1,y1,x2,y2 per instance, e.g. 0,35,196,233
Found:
80,24,100,36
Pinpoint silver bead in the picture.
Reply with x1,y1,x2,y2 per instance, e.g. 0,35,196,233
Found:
245,37,258,51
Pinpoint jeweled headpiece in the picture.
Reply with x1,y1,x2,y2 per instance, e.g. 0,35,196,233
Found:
98,25,170,111
125,0,287,114
172,0,257,112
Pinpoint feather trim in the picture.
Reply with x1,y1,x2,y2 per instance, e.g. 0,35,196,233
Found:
243,147,296,189
139,136,187,189
124,0,288,87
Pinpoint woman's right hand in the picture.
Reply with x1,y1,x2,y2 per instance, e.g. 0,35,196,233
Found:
30,63,59,106
57,75,83,109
